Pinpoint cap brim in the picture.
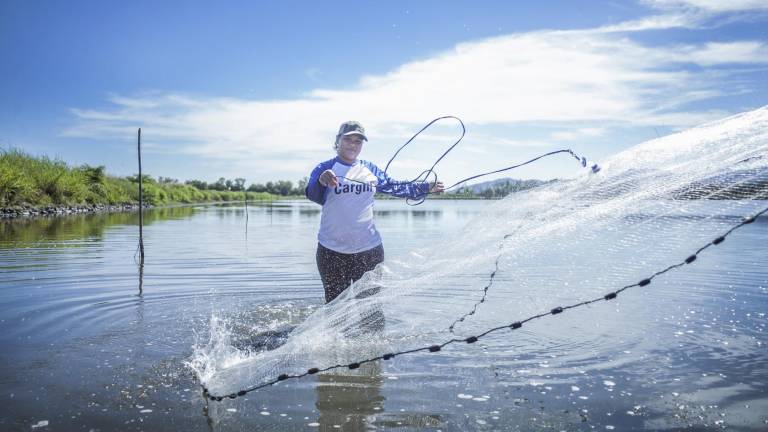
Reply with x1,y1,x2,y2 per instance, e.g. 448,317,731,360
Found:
342,131,368,141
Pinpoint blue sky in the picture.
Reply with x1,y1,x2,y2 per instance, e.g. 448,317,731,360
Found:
2,0,767,186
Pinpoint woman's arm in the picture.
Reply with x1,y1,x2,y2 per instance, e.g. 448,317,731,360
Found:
305,159,337,205
363,161,430,199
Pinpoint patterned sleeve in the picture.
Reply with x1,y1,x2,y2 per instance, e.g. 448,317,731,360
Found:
363,161,429,199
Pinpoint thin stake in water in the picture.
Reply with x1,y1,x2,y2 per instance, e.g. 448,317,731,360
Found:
137,128,145,268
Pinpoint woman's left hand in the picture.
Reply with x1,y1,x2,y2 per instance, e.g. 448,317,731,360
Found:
429,181,445,194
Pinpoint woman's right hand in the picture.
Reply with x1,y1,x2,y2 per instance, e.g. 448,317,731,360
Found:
318,170,339,188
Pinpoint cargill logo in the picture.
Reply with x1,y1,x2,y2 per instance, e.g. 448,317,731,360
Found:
335,182,374,195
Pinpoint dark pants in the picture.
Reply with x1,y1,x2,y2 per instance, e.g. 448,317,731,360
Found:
316,243,385,303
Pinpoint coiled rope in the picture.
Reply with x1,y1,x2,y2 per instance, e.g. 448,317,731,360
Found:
338,116,600,205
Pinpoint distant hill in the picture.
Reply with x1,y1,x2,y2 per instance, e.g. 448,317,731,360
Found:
449,177,552,198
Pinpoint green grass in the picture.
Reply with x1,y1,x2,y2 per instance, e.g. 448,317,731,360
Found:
0,148,275,207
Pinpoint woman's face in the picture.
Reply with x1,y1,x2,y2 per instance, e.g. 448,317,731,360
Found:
336,134,364,163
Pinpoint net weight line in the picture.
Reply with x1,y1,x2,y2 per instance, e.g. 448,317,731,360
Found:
202,205,767,401
450,167,768,334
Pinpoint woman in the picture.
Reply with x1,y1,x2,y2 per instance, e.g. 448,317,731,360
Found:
305,121,444,303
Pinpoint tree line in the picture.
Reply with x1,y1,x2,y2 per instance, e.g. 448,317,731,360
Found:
179,177,309,196
450,179,550,198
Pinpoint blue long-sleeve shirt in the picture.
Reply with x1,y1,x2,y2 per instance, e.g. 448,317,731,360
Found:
305,157,429,253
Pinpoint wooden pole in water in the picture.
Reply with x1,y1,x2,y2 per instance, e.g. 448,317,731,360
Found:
244,181,249,232
138,128,145,266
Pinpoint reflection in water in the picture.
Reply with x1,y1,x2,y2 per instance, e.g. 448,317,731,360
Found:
201,399,216,432
137,262,144,295
0,206,197,248
211,208,249,218
315,361,444,431
314,291,440,431
315,361,385,431
299,208,321,217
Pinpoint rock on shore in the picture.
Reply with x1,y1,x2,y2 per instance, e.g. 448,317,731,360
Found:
1,204,152,219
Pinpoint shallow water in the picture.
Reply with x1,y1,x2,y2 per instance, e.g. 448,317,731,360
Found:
1,199,766,431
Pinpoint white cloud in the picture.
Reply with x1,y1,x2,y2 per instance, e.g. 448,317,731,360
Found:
681,41,768,66
643,0,768,13
593,13,701,32
63,14,768,183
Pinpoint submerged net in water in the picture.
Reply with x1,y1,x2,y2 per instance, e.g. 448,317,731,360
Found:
191,107,768,398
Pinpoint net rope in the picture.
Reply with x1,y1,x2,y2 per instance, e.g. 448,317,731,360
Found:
189,106,768,400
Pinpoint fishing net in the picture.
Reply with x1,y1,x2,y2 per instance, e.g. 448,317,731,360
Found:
191,107,768,398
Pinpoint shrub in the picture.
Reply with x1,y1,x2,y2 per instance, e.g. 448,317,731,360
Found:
0,159,35,206
0,147,281,207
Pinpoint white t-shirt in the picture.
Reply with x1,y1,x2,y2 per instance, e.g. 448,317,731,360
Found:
305,157,429,254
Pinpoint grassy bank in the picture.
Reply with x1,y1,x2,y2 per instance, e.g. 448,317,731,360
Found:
0,148,274,207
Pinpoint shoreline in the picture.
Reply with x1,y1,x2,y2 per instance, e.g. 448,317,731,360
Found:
0,203,153,220
0,196,496,221
0,200,268,220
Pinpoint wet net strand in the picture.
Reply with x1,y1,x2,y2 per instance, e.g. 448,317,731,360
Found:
447,212,533,334
202,205,767,401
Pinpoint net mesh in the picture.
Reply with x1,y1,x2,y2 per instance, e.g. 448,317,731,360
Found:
191,106,768,397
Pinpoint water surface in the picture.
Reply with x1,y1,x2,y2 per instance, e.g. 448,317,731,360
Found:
1,200,766,431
